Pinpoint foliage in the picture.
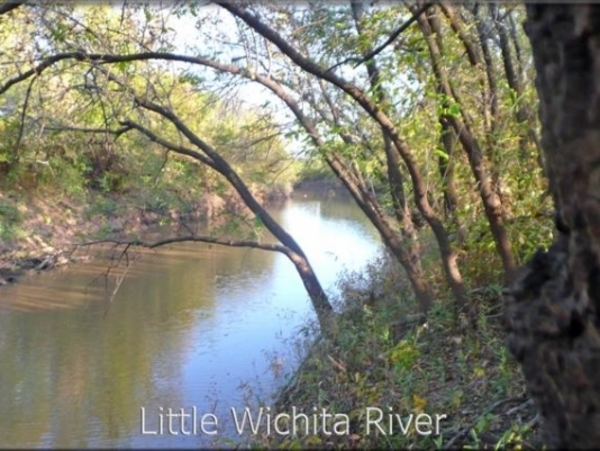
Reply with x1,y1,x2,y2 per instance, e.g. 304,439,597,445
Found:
295,158,337,184
1,2,555,297
251,253,540,450
0,4,298,209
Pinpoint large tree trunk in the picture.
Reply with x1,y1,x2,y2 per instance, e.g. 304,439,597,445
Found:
506,5,600,448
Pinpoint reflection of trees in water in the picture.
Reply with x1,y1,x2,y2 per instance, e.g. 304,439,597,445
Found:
0,293,166,446
0,197,374,447
288,198,379,242
0,240,281,447
322,202,377,237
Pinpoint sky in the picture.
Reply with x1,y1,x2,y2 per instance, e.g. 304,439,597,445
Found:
152,4,303,153
166,5,275,108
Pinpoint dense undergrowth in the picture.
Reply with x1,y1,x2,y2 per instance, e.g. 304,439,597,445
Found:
247,253,540,450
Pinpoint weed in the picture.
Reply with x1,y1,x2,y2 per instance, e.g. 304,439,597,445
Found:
250,251,539,450
0,202,22,241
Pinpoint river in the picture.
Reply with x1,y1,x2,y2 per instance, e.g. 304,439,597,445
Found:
0,195,382,448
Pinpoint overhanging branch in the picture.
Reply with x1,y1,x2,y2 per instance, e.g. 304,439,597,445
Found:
88,62,310,259
78,236,291,255
119,118,215,167
326,2,433,73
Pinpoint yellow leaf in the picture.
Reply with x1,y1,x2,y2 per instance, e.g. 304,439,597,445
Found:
305,435,322,446
412,394,427,413
452,390,464,408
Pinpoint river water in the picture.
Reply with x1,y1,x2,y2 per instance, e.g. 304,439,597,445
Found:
0,195,381,448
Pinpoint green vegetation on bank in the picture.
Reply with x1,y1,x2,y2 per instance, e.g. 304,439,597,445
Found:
252,253,539,450
0,78,301,266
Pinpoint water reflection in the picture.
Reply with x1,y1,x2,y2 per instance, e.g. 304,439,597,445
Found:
0,197,381,448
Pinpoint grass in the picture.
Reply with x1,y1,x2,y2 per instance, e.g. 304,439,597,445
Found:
246,253,540,450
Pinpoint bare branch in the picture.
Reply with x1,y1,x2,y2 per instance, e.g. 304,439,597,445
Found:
118,118,215,167
42,124,132,136
13,74,36,161
326,2,433,73
0,50,283,99
78,236,291,255
103,250,135,318
1,53,74,96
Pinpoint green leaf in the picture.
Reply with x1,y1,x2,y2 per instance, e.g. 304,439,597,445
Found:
448,103,460,117
434,148,449,162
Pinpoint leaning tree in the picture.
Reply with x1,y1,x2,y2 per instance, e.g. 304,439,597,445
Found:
506,4,600,448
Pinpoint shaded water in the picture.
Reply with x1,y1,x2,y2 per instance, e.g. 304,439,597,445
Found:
0,196,381,448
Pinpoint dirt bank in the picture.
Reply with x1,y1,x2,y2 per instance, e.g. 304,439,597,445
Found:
0,184,292,286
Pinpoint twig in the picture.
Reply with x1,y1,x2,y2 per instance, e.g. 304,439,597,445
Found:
102,256,134,319
325,2,433,74
443,396,527,449
506,398,534,416
525,413,540,430
327,354,347,373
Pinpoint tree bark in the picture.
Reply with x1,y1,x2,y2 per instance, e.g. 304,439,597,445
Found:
506,5,600,448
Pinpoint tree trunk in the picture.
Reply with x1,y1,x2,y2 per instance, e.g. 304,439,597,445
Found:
416,3,517,285
238,54,436,314
506,5,600,448
350,0,432,312
438,120,463,237
219,1,467,316
287,250,336,332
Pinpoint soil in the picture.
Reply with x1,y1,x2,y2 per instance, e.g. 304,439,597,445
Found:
0,185,291,287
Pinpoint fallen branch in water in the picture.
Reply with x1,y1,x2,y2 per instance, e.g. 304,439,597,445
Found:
76,235,295,317
103,256,133,319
